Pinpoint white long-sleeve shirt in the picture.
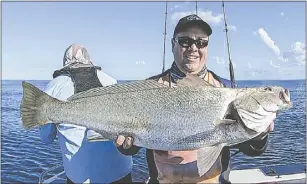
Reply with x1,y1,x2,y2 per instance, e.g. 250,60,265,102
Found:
39,70,133,183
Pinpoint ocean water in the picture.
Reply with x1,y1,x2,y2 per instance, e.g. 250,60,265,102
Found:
1,79,306,183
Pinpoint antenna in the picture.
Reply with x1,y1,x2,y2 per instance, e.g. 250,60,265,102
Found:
162,1,168,73
222,1,236,88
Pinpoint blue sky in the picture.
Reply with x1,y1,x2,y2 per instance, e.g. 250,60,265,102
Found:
2,1,306,80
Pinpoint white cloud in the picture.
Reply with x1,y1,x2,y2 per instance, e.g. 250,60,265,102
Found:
232,62,237,69
228,25,237,31
253,31,257,36
251,71,258,76
258,28,281,56
211,56,236,75
269,60,280,68
248,70,266,77
136,61,145,65
276,63,305,79
247,67,271,77
280,12,289,20
171,10,238,33
248,62,252,69
171,10,223,26
282,41,306,66
171,4,183,11
224,62,236,72
242,60,278,79
246,40,305,80
174,4,181,9
212,56,225,65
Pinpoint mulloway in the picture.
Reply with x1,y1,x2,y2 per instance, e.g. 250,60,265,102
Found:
20,78,292,176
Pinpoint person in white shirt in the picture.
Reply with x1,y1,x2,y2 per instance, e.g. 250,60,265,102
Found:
39,43,134,184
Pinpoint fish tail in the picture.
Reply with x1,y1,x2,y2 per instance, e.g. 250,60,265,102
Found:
20,81,58,130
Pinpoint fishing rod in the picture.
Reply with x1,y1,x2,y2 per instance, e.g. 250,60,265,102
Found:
195,0,198,15
162,1,168,73
222,1,236,88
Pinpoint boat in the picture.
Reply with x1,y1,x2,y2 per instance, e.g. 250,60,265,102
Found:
39,164,306,183
229,164,306,183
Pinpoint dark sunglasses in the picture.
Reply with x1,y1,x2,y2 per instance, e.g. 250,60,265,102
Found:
174,37,209,49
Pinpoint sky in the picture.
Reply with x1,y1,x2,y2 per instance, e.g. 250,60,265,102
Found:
2,1,306,80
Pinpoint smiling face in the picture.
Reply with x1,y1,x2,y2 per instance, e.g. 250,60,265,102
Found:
172,25,209,75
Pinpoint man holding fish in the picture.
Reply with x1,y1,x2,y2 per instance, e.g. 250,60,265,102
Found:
20,15,290,184
116,14,277,183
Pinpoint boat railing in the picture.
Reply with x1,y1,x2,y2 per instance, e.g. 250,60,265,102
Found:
38,164,66,184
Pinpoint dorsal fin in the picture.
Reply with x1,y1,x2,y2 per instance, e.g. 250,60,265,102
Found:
175,74,215,87
67,79,168,101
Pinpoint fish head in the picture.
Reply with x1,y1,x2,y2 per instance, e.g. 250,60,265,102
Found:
250,86,292,112
233,86,292,133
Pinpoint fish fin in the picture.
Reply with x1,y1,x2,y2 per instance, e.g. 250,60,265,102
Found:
175,74,215,87
20,81,60,130
83,178,90,184
197,144,225,177
87,136,109,142
86,130,109,142
67,79,168,101
237,108,274,133
214,119,236,126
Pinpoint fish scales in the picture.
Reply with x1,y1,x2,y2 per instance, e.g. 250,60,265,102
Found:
37,86,235,150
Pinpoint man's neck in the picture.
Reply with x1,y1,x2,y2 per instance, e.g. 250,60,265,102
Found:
170,62,208,80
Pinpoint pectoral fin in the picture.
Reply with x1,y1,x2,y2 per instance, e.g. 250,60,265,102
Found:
86,130,109,142
197,144,225,177
214,119,236,126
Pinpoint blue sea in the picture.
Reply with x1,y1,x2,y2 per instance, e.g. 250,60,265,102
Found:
1,79,306,183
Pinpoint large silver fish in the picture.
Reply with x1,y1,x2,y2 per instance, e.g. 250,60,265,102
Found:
20,79,291,176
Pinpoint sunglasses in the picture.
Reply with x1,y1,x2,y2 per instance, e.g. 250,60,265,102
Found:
174,37,209,49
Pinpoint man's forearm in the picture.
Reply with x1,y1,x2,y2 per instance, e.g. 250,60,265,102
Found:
234,133,269,157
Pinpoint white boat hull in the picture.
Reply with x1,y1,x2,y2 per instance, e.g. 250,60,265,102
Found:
39,164,306,183
229,164,306,184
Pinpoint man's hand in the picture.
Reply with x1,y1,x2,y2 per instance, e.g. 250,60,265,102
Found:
116,135,134,149
115,135,141,155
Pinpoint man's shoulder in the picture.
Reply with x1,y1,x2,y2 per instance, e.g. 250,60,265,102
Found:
219,78,232,88
208,70,232,88
146,70,170,81
96,70,117,86
46,75,72,89
45,75,75,100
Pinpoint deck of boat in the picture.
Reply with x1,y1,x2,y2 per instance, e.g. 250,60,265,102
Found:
39,164,306,184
